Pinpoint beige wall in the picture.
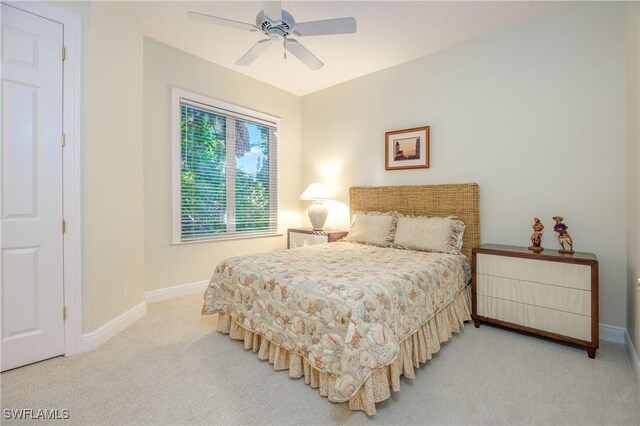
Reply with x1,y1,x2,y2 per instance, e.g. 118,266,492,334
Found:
626,1,640,355
301,3,628,327
143,38,302,292
50,1,145,333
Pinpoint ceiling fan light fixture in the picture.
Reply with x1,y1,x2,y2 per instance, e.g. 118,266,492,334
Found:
268,28,285,41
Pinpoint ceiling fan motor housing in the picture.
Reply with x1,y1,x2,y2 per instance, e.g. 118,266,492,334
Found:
256,10,295,40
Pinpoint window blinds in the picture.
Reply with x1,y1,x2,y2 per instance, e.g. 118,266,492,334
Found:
179,99,278,241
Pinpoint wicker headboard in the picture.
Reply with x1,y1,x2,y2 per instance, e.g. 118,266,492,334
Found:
349,183,480,259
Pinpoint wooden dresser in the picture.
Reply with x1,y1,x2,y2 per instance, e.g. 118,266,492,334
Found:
472,244,599,358
287,228,348,249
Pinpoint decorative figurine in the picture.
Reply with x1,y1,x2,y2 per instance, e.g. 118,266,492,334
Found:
528,217,544,252
553,216,574,254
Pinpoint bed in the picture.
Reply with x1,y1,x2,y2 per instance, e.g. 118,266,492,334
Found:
202,183,480,415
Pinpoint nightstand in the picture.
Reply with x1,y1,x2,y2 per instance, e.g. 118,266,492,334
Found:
472,244,599,358
287,228,348,249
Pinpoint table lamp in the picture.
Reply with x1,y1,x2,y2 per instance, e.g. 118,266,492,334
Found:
299,183,331,230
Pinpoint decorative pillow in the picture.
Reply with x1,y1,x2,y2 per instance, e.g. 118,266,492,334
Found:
393,215,466,254
344,211,397,247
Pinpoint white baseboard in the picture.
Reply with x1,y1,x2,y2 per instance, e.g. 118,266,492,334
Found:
599,324,639,386
599,323,626,344
144,280,209,304
625,330,640,386
81,302,146,352
80,280,208,352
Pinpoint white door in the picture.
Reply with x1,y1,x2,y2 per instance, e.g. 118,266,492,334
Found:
1,4,65,371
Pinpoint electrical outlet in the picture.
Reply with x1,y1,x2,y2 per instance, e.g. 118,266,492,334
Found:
637,278,640,290
123,281,130,297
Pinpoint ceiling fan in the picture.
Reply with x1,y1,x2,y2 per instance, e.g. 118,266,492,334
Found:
188,1,357,71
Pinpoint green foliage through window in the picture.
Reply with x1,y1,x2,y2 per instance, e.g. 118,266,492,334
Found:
180,101,277,241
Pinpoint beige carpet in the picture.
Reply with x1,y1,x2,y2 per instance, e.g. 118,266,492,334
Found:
1,293,639,425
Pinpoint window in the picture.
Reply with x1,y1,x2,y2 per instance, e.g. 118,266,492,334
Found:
172,88,279,243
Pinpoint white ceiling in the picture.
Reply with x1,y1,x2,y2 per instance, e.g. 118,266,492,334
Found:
131,1,567,96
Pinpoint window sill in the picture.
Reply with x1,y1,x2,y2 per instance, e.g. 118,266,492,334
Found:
171,232,284,245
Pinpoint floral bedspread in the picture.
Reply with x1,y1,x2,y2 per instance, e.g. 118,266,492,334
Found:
202,241,470,401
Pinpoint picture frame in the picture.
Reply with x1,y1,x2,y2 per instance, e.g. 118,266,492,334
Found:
385,126,430,170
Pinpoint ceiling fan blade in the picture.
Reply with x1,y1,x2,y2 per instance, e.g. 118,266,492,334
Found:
263,1,282,22
236,39,272,66
292,17,356,37
188,11,258,32
286,39,324,71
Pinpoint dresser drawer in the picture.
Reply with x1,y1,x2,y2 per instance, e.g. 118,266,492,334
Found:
289,232,328,248
476,253,591,291
477,295,591,341
476,274,591,316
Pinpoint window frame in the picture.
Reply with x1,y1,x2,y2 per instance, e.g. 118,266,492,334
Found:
171,87,281,244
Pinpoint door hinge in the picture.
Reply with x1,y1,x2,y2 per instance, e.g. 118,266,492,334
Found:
62,219,66,234
62,46,66,61
63,306,67,321
61,133,66,147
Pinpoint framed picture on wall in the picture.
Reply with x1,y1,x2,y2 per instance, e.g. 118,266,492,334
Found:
385,126,430,170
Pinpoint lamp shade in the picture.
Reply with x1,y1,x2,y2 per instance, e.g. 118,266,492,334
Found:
299,183,331,201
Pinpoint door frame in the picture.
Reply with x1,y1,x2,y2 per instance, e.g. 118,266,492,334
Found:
4,0,82,356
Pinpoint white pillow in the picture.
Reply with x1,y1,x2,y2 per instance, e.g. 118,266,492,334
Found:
394,215,466,254
344,211,397,247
